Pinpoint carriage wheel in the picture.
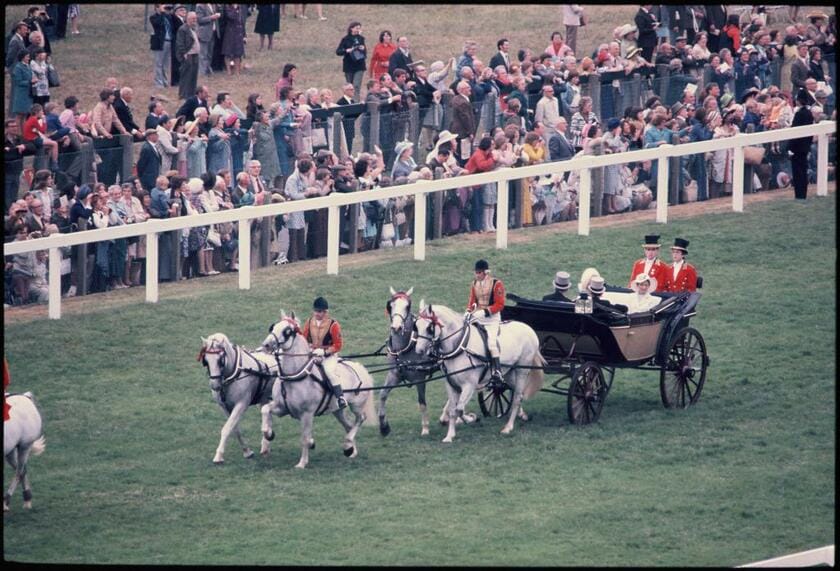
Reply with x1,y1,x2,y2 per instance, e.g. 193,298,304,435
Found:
567,362,607,425
660,327,708,409
478,383,513,419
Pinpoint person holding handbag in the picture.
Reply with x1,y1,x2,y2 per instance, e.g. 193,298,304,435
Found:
336,21,366,101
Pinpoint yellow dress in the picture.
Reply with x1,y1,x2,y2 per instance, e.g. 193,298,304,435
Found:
521,143,546,225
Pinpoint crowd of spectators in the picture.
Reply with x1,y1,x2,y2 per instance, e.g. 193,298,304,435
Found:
3,4,837,308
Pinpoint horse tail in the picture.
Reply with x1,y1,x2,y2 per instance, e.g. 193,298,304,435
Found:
30,435,46,456
523,352,547,400
343,361,378,426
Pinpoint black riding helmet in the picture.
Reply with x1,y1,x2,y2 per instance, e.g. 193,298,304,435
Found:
474,259,489,272
313,296,329,311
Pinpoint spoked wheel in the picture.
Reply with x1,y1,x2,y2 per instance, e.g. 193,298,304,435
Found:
567,361,607,425
478,382,513,419
660,327,708,409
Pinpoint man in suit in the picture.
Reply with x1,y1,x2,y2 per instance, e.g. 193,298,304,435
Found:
245,160,270,197
790,43,811,93
5,22,29,72
548,117,575,162
145,99,166,129
170,4,187,88
789,89,815,201
449,81,476,166
336,83,361,154
704,5,726,53
536,85,562,142
666,238,697,292
175,11,200,100
113,87,144,140
488,38,512,73
629,234,669,292
136,129,162,191
388,36,414,80
149,4,174,88
4,119,35,212
195,4,221,76
543,271,574,302
635,5,660,63
176,85,209,122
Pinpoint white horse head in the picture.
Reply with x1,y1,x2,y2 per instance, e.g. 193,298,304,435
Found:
387,286,414,333
413,299,460,356
262,310,302,353
200,333,233,391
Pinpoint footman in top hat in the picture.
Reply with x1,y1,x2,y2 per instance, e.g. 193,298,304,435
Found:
666,238,697,292
629,234,669,292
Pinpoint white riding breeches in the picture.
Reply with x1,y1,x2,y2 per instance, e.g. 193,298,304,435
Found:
476,312,501,358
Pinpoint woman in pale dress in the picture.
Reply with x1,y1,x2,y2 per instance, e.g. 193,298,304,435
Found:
155,115,180,173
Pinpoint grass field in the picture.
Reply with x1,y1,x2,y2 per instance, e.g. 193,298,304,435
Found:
3,191,835,566
4,4,833,117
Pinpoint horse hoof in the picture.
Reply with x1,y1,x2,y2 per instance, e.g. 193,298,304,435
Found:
23,502,32,510
464,413,478,423
260,449,270,457
213,459,224,465
442,437,453,443
343,446,355,457
379,422,391,437
3,503,9,512
294,463,306,469
500,427,512,435
309,441,316,450
243,449,255,459
263,430,275,442
439,418,448,426
420,428,429,436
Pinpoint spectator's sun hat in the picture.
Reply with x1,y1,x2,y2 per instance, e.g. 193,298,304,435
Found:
814,89,828,100
631,272,657,293
76,185,92,201
719,93,734,108
626,47,643,59
553,271,571,291
670,102,684,115
224,114,238,127
394,140,414,158
671,237,690,252
188,178,204,195
587,276,606,296
807,11,828,20
436,130,458,146
618,24,637,38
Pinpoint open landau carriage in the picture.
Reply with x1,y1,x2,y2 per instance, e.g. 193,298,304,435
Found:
486,279,710,425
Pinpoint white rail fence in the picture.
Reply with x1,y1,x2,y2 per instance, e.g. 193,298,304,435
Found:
740,544,834,567
4,121,835,320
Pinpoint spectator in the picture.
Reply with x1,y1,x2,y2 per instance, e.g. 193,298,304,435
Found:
569,96,599,152
250,109,284,184
224,114,248,179
149,4,173,88
207,113,232,175
545,31,572,63
11,52,35,131
220,4,246,76
336,21,367,99
708,109,737,198
790,89,816,201
195,3,221,76
5,22,29,73
22,103,61,172
284,158,320,262
255,4,281,52
790,43,811,93
113,87,144,140
563,6,584,55
29,49,50,108
450,81,476,166
92,88,129,185
175,11,200,100
370,30,396,82
154,115,180,173
274,63,297,101
4,119,34,212
634,4,660,63
137,129,162,191
388,36,413,79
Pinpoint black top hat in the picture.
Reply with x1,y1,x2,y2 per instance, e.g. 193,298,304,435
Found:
642,234,661,247
671,237,690,252
474,259,489,272
796,88,814,106
313,297,329,310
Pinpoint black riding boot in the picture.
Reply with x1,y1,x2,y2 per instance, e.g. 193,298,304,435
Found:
333,384,348,409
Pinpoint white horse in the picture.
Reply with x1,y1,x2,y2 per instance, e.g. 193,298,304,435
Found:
4,392,46,511
199,333,278,464
413,301,546,442
380,287,476,436
259,311,376,469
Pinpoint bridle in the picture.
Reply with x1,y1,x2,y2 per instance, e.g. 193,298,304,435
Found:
415,310,471,360
386,292,418,356
386,292,412,335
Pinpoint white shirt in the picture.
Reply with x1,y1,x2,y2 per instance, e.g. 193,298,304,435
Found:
644,257,657,277
671,260,684,281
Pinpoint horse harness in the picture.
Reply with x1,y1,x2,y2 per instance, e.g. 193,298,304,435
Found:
201,344,275,407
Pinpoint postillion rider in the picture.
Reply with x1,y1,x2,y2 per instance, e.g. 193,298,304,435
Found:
302,296,348,408
467,259,506,385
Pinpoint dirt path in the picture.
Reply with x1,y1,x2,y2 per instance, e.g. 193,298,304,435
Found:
5,183,834,326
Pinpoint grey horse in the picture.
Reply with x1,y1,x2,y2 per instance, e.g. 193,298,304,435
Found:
199,333,278,464
259,311,376,469
4,392,46,511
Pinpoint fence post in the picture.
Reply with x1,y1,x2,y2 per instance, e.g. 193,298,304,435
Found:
327,205,340,275
590,141,604,217
171,229,181,281
413,187,426,261
743,124,755,195
408,102,421,164
74,218,89,295
48,247,61,319
441,92,454,137
432,167,444,240
817,130,828,197
578,167,591,236
366,101,380,155
657,146,671,223
630,73,642,109
588,74,601,122
656,64,670,101
347,203,359,253
145,231,159,303
259,216,271,267
80,139,95,185
119,133,134,183
668,133,681,204
495,172,509,249
332,111,347,159
732,144,744,213
238,219,251,289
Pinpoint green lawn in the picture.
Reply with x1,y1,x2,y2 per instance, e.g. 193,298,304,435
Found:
3,194,835,566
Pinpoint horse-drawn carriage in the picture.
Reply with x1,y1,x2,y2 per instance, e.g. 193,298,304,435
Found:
479,282,710,425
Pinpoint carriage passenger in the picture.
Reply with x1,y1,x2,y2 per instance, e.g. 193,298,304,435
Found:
666,238,697,293
302,296,347,408
467,259,506,384
627,273,659,313
585,276,628,313
542,271,574,302
629,234,669,292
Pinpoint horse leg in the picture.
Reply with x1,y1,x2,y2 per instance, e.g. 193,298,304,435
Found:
455,383,477,426
442,385,459,443
233,425,255,459
214,402,248,464
335,403,359,458
4,450,20,512
295,412,315,469
260,401,280,456
501,385,525,435
377,369,399,437
416,381,430,436
17,448,34,509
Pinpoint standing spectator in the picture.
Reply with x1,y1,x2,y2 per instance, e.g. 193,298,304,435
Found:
224,114,248,179
92,88,129,185
635,4,660,63
720,14,741,53
388,36,414,79
569,96,599,152
169,4,187,88
450,81,476,166
548,117,575,162
563,5,584,55
155,115,180,173
67,4,81,35
220,4,246,76
10,52,35,131
150,4,174,88
808,47,829,84
4,120,34,212
536,84,563,142
28,49,50,107
137,129,162,191
274,63,297,100
704,5,726,53
369,30,396,82
24,6,52,55
790,43,811,93
176,11,200,100
336,83,361,153
336,21,367,100
463,136,497,233
709,109,737,198
489,38,512,73
255,4,280,51
688,107,713,201
456,40,478,75
283,158,319,262
5,22,29,73
249,110,284,183
113,87,144,140
545,31,572,63
602,117,627,214
184,108,210,177
176,84,210,122
149,175,178,282
210,91,246,122
206,113,232,175
196,4,221,77
790,89,815,201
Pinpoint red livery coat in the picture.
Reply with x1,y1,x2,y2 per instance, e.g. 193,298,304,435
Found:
629,258,669,292
302,318,344,355
666,262,698,292
468,278,506,316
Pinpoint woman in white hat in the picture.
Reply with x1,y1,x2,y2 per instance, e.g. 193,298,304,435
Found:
425,129,459,165
391,140,416,179
627,273,659,313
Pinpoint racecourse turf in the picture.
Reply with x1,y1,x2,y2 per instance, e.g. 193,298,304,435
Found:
3,194,835,566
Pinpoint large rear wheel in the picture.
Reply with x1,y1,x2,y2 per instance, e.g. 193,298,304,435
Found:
567,361,607,425
660,327,708,408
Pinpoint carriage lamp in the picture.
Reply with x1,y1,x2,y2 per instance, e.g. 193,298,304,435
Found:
575,293,593,314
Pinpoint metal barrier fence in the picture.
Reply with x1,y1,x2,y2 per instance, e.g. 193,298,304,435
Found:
4,120,835,320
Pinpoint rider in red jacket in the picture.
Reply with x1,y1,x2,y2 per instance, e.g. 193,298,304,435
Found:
467,259,506,383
